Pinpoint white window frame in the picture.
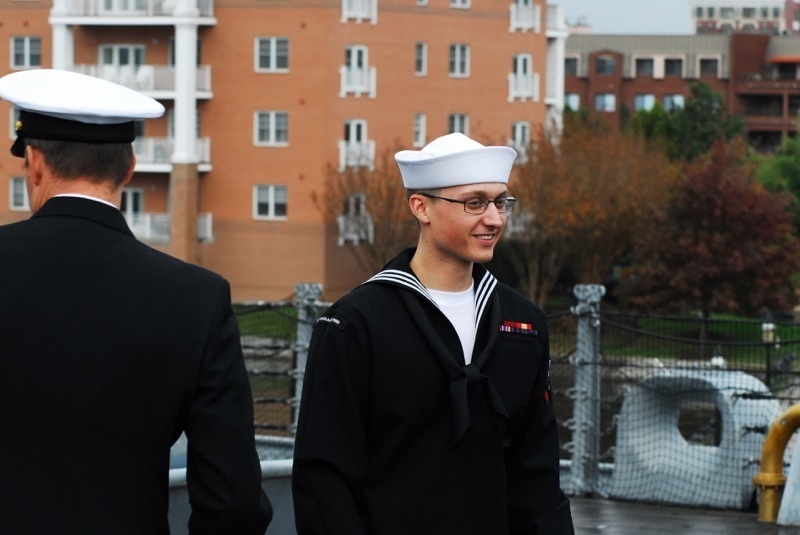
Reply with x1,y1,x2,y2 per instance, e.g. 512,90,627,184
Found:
9,177,28,211
594,93,616,112
633,94,656,112
509,53,539,102
565,93,580,111
663,94,685,111
10,36,41,69
415,42,428,76
511,121,530,151
253,184,288,221
254,111,289,147
413,113,427,148
449,44,470,78
255,37,289,73
448,113,469,135
450,0,470,8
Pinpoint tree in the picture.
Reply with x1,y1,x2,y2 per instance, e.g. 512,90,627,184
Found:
494,112,673,305
756,136,800,230
620,138,800,321
628,82,745,163
313,146,419,274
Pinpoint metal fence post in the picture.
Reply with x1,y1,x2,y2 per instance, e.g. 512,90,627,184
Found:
291,282,323,435
569,284,606,496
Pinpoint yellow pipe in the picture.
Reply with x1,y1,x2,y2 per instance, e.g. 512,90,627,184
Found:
753,403,800,522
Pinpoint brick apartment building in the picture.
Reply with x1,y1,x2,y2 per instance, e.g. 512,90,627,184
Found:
689,0,800,34
565,31,800,152
0,0,567,301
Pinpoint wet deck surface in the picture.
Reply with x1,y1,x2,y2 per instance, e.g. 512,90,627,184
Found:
571,496,800,534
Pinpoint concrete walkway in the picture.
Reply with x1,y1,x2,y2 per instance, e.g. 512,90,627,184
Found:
571,496,800,534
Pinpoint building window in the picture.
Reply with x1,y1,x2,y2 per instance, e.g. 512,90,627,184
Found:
449,113,468,135
665,58,683,77
417,0,428,4
634,94,656,111
664,94,685,111
253,185,288,220
565,93,580,111
635,58,654,77
720,7,734,18
761,7,769,18
594,93,616,112
449,44,470,77
255,37,289,72
11,37,41,69
415,42,428,76
450,0,470,8
511,121,530,155
743,7,755,18
9,177,28,210
595,55,616,76
707,7,714,17
254,111,289,146
773,7,781,18
699,58,719,77
413,113,427,148
565,57,578,76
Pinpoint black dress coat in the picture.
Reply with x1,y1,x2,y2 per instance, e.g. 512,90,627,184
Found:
292,249,573,534
0,197,272,534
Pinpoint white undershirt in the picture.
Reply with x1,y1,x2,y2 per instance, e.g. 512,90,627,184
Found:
428,283,477,364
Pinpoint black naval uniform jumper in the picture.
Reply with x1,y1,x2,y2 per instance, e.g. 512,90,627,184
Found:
292,248,574,534
0,197,271,535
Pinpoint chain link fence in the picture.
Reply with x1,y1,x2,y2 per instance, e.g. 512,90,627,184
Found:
237,284,800,510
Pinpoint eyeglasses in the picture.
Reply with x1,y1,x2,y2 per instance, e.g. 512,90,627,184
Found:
418,193,517,215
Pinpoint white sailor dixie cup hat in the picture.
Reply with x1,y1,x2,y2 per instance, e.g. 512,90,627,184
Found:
394,133,517,189
0,69,165,157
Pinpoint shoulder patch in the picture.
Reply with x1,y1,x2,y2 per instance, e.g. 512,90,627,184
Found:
315,314,349,330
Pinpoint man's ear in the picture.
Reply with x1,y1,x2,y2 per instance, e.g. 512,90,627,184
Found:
121,155,136,188
24,145,45,187
408,194,431,225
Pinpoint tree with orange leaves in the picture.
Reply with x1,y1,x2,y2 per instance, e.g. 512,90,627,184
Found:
493,112,674,305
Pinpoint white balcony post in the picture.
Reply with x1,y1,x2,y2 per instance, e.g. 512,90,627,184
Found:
50,0,74,71
172,0,199,164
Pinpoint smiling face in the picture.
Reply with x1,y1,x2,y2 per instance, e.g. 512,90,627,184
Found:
412,182,509,272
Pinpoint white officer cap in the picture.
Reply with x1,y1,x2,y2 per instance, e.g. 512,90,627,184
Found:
0,69,165,157
394,133,517,190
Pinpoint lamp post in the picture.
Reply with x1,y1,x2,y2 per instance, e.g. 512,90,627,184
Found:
762,322,775,388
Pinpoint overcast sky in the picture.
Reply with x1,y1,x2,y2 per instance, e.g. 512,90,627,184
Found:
557,0,694,35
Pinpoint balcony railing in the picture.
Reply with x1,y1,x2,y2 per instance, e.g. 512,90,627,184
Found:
341,0,377,24
736,73,800,93
133,137,211,165
124,212,213,242
339,66,377,98
508,72,540,102
509,2,540,32
337,140,375,171
72,64,212,93
54,0,213,17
